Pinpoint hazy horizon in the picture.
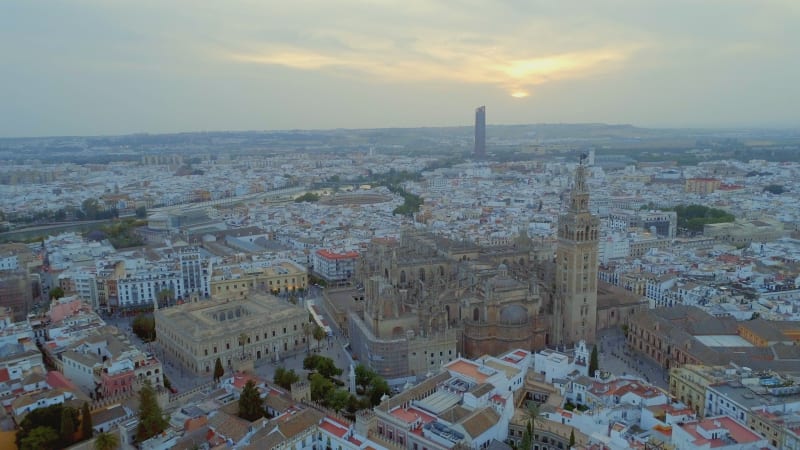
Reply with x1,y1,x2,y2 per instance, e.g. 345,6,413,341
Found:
3,1,800,137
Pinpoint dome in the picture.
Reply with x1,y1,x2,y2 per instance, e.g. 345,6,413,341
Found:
499,304,528,325
497,263,509,278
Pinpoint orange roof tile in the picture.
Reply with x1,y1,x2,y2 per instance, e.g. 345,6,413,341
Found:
446,359,489,383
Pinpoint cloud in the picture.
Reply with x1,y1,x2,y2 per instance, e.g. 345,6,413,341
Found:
2,0,800,136
224,29,639,98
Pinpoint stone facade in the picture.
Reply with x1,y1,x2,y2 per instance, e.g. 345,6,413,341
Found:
210,261,307,299
154,294,309,375
344,163,607,381
350,229,547,380
553,162,599,346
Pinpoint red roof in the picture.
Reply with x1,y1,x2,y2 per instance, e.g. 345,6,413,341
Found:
0,368,9,383
316,249,360,260
231,372,261,390
46,370,76,390
680,416,762,447
184,416,208,432
319,420,348,438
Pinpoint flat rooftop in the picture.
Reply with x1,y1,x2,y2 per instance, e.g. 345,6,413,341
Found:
446,359,492,383
694,335,754,347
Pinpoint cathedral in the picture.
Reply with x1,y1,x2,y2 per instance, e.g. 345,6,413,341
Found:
344,161,600,381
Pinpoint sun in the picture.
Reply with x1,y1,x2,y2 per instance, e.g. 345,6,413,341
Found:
510,91,529,98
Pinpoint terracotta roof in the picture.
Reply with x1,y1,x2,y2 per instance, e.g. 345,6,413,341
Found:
460,408,500,438
276,407,324,439
319,420,348,438
207,411,251,443
241,427,285,450
184,415,209,432
446,359,490,383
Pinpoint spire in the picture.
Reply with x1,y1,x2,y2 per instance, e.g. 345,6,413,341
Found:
569,158,590,213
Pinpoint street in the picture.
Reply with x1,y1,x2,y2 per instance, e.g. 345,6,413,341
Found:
597,327,668,390
102,311,209,392
254,286,354,386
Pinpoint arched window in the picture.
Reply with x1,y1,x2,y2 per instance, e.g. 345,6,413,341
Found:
400,270,406,283
473,307,480,322
419,268,425,282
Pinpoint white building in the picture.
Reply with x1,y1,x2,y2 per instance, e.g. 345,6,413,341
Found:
0,254,19,271
672,416,768,450
533,340,590,384
313,249,359,283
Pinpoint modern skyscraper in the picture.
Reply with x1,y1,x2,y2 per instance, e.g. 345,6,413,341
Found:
553,156,599,346
474,106,486,158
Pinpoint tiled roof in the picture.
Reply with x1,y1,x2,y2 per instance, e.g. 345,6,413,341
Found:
460,408,500,438
207,411,251,443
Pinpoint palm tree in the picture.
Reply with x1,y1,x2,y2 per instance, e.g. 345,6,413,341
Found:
94,431,120,450
302,322,313,355
525,402,542,450
238,333,248,360
312,325,325,352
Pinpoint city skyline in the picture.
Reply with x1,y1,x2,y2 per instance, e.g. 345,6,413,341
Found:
2,1,800,137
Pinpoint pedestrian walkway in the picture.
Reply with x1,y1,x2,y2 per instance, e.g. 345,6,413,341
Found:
597,328,668,389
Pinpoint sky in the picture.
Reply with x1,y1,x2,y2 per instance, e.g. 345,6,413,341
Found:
2,0,799,137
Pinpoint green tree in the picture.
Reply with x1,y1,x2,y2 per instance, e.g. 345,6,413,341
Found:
20,426,59,450
132,313,156,342
238,380,264,421
214,357,224,383
569,429,576,448
355,364,376,391
81,401,93,440
273,367,300,390
312,325,326,352
156,289,173,307
303,354,319,371
589,345,599,376
94,431,120,450
763,184,786,195
82,198,101,220
49,287,65,300
136,380,168,442
317,357,342,379
310,373,335,403
239,333,248,359
368,375,391,406
521,420,532,450
16,404,78,450
303,354,342,379
60,406,76,446
672,204,734,232
526,403,542,449
327,388,351,412
294,192,320,203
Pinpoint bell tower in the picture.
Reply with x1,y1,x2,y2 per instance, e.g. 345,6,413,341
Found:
553,155,599,346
